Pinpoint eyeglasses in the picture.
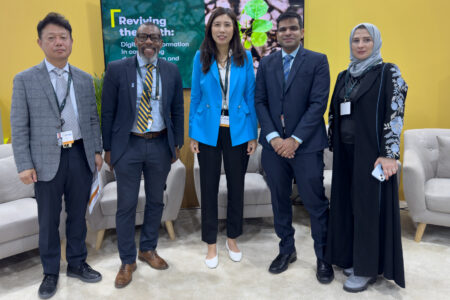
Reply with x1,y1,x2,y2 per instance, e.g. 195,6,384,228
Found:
136,33,162,42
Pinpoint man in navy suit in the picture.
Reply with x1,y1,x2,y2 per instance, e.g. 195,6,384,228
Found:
255,11,334,283
101,22,184,288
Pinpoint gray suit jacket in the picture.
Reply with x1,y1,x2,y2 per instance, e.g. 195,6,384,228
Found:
11,60,102,181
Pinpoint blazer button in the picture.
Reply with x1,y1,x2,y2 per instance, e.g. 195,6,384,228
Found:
206,104,210,108
238,105,241,109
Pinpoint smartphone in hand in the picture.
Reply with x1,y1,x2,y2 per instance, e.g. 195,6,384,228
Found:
371,163,385,182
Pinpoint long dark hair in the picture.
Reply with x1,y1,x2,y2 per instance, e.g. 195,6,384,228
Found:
200,7,247,74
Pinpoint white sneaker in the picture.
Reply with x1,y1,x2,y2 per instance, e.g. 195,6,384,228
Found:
205,250,218,269
225,240,242,262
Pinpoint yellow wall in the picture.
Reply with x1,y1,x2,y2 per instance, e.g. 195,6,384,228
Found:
2,0,450,138
1,0,450,200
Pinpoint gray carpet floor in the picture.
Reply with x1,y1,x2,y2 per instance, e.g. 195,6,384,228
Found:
0,205,449,300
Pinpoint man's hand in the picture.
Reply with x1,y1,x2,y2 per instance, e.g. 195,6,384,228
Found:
172,147,180,164
104,151,113,171
270,137,283,152
95,153,103,171
247,139,257,155
276,137,299,159
374,157,398,181
19,168,37,184
190,139,200,154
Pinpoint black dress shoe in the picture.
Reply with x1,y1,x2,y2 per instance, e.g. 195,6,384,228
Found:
67,262,102,283
269,251,297,274
38,274,58,299
316,259,334,284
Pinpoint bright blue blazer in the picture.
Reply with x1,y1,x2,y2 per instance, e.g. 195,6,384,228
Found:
189,50,257,147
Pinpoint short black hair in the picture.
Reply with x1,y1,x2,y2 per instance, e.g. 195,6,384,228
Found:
276,11,303,29
37,12,72,39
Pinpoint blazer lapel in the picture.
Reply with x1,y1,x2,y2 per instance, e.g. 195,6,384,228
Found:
211,59,220,87
229,59,238,101
285,47,306,93
35,61,59,118
70,66,84,121
127,56,138,116
274,51,284,94
158,59,169,114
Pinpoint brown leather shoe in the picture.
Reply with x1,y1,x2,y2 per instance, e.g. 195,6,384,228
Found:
138,250,169,270
114,262,137,288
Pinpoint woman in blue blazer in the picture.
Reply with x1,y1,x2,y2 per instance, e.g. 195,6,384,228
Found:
189,7,257,268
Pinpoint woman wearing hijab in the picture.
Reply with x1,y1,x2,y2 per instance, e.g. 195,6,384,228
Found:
325,23,408,292
189,7,257,268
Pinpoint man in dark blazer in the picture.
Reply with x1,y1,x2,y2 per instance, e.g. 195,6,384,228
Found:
101,22,184,288
11,12,103,299
255,11,334,283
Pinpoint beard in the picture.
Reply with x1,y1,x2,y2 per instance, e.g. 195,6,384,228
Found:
139,47,158,64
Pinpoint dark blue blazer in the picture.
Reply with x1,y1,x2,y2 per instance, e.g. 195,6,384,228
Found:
255,47,330,153
101,56,184,165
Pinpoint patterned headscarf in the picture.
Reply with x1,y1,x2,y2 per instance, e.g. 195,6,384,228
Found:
348,23,383,77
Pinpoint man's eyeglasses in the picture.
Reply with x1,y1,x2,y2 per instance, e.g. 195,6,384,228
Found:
136,33,162,42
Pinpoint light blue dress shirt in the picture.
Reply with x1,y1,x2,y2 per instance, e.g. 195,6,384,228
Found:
45,59,79,120
131,54,165,133
266,45,303,145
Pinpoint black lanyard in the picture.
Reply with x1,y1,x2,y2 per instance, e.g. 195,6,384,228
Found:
136,58,160,100
344,66,374,101
52,70,72,113
217,57,230,106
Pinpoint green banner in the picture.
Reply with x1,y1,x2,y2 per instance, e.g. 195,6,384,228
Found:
100,0,205,88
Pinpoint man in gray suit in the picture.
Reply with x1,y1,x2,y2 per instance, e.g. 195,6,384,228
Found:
11,12,103,299
101,22,184,288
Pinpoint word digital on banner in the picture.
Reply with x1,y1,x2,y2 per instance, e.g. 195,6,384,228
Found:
100,0,205,87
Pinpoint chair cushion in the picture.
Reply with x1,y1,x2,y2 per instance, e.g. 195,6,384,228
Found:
436,136,450,178
425,178,450,213
218,173,271,207
0,144,13,159
0,156,35,204
0,198,38,243
99,180,167,216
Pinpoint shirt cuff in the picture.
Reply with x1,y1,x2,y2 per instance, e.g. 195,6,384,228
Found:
291,135,303,144
266,132,280,143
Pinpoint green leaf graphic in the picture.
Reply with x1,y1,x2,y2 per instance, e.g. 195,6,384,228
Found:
252,19,272,33
244,40,252,49
251,32,267,47
244,0,268,19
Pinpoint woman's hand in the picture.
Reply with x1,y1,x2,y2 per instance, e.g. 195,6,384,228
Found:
374,157,398,181
190,139,200,154
247,139,257,155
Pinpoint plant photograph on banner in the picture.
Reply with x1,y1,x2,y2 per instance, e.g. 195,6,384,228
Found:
205,0,304,69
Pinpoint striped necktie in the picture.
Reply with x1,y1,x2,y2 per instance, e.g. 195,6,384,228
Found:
137,64,155,133
283,54,293,81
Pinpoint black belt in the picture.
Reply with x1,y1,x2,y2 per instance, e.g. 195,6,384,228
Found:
131,129,167,139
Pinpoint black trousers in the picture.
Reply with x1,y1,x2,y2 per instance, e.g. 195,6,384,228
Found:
114,134,171,264
198,127,249,244
34,140,92,275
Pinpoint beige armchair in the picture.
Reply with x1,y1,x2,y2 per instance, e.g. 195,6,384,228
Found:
402,129,450,242
193,144,273,219
0,144,66,260
87,159,186,249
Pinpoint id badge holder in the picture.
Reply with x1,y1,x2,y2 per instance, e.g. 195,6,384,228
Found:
340,101,351,116
220,115,230,127
59,130,74,148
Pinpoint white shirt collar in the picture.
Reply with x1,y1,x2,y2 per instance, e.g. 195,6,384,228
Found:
136,53,158,68
44,58,69,73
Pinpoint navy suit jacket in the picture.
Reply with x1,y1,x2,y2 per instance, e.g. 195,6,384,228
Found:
255,47,330,154
101,56,184,165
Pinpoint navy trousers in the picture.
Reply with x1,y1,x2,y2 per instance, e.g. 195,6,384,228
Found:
34,140,92,275
114,134,171,264
261,148,329,259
